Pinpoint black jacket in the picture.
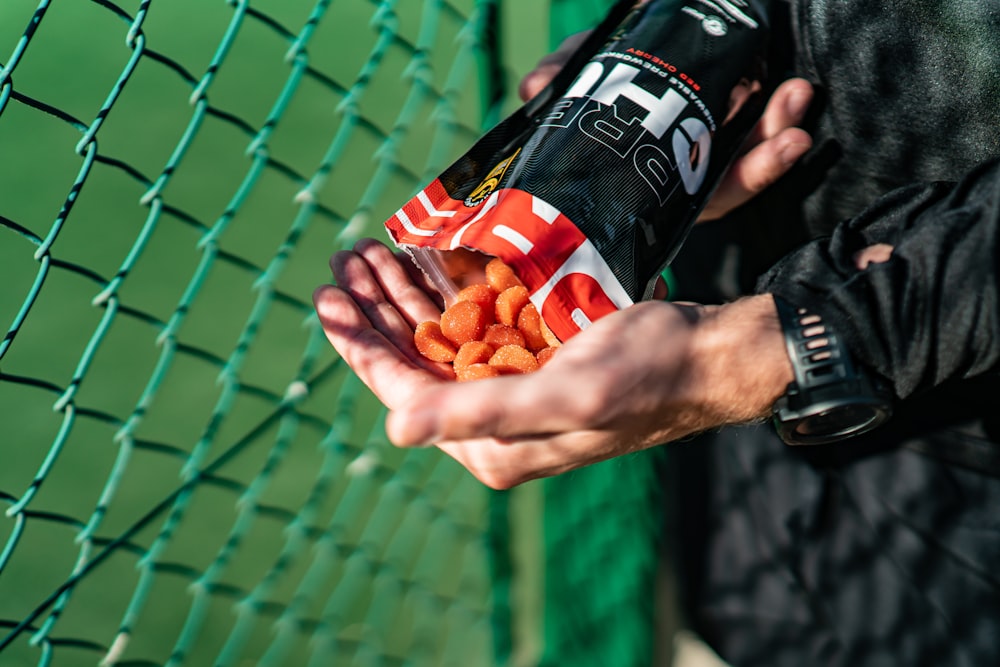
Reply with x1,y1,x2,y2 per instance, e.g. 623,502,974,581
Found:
671,2,1000,665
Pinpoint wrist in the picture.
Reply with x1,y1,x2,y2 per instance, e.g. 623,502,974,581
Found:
690,294,793,425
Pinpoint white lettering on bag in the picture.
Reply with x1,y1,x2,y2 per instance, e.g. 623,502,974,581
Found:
559,60,712,202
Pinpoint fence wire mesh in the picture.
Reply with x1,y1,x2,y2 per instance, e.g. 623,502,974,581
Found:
1,1,669,666
0,1,511,664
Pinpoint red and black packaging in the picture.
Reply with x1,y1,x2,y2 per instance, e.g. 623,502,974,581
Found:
385,0,776,343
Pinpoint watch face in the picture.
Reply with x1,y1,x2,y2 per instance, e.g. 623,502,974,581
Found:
791,404,887,443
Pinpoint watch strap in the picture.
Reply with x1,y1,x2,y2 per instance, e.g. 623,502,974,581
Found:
773,294,854,395
772,295,892,445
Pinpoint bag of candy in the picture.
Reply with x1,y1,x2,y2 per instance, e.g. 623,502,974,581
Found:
385,0,776,345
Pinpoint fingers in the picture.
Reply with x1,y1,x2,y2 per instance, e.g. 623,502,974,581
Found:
746,77,814,146
313,284,447,408
519,64,563,102
652,275,669,300
329,240,442,363
722,78,814,198
698,78,814,221
518,31,591,101
435,429,623,490
351,239,442,326
385,364,602,446
853,243,894,269
319,238,451,386
330,248,419,360
394,249,445,310
700,126,812,221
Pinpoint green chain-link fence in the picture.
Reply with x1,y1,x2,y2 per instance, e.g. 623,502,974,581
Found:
1,1,670,665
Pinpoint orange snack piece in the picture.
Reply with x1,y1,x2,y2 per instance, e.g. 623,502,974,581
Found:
488,344,540,375
486,257,523,293
536,346,557,367
454,341,495,369
440,300,489,346
517,303,549,352
456,363,501,382
414,321,457,363
483,323,526,349
540,317,561,348
455,284,498,325
495,285,530,326
411,258,560,380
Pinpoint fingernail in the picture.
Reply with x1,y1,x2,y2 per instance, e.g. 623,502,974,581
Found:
780,141,811,166
785,88,812,120
386,408,440,447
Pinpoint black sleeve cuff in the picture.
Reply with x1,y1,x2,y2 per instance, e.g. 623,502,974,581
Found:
757,157,1000,400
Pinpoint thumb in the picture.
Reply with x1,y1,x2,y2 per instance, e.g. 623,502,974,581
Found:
385,370,590,446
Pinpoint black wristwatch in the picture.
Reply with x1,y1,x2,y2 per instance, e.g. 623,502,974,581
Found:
771,295,893,445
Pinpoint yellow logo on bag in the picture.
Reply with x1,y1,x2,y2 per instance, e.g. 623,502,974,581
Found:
465,148,521,206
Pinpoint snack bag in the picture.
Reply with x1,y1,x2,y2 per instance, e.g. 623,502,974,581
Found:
386,0,776,343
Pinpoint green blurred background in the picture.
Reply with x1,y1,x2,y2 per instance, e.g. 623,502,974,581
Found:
0,1,693,666
0,1,558,665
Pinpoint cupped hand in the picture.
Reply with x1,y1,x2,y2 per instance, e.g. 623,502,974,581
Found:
314,239,791,489
519,32,815,222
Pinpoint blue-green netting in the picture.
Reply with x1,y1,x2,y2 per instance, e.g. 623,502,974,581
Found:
0,1,665,665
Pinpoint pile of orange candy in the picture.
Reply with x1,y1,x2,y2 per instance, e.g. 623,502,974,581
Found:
413,258,560,381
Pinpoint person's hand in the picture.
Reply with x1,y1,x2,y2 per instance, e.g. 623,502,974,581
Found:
518,31,592,101
313,239,793,489
519,32,814,223
699,78,813,221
